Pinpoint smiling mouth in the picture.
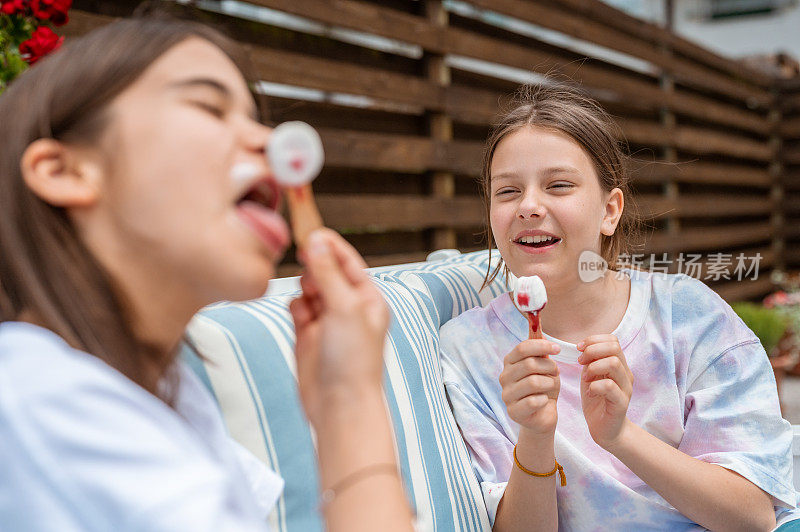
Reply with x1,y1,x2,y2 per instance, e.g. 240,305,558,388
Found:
514,236,562,248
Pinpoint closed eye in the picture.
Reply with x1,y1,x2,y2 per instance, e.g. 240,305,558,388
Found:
191,100,226,119
549,183,573,189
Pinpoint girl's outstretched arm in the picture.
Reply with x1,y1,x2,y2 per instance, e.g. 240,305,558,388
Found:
493,339,562,532
578,334,776,532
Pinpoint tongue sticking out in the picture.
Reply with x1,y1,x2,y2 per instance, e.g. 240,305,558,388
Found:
236,200,290,254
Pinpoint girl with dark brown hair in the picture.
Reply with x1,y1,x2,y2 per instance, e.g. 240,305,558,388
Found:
439,85,797,531
0,16,412,532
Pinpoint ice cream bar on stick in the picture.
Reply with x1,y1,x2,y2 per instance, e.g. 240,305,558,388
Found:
514,275,547,340
268,121,325,249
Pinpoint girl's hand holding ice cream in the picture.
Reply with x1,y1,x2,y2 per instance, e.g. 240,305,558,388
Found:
499,340,561,435
577,334,634,450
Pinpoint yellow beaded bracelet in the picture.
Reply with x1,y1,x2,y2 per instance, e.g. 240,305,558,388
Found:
513,444,567,487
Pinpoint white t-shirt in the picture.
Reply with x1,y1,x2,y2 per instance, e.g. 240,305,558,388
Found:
440,269,799,530
0,321,283,531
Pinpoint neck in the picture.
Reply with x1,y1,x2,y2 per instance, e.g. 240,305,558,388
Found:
536,269,628,342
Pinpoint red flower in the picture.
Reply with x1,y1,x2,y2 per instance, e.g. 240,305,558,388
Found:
19,26,63,64
30,0,70,25
764,291,789,309
0,0,28,15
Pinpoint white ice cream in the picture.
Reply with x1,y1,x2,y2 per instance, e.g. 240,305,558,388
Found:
267,121,324,187
514,275,547,313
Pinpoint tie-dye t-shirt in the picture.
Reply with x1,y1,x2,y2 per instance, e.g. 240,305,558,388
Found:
440,268,799,530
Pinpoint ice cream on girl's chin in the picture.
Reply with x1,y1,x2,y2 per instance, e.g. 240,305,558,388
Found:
514,275,547,313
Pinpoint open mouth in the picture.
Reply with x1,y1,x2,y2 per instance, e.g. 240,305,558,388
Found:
236,178,280,211
234,177,289,256
515,235,562,248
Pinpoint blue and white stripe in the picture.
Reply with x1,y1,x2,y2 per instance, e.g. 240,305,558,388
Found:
183,250,504,531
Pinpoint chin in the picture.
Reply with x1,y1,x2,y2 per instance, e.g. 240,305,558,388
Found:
218,263,275,303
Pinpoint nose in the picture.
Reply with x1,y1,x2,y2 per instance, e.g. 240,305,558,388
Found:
240,117,272,156
517,190,545,219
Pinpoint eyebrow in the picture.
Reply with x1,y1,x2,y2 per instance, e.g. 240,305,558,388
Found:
170,77,258,120
492,166,582,181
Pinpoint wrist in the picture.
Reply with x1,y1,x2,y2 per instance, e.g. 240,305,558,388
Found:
319,380,384,407
514,428,557,479
518,426,556,448
602,418,638,456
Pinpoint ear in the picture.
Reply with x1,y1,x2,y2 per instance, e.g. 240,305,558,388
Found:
600,187,624,237
20,139,103,208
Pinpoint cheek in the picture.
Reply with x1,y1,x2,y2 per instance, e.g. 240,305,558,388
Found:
489,208,507,244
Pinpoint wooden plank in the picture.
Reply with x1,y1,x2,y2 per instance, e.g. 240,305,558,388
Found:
550,0,773,89
319,128,483,175
465,0,770,105
645,222,772,253
63,10,769,135
637,195,772,219
715,276,775,303
629,160,771,188
781,116,800,139
783,147,800,166
618,119,666,147
669,90,770,136
317,194,483,230
619,119,772,160
442,28,671,108
786,247,800,268
784,223,800,240
237,2,676,113
780,92,800,113
783,195,800,215
674,126,773,161
246,0,444,52
64,11,504,126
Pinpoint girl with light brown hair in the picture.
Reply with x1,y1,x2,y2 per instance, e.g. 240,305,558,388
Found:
440,84,797,531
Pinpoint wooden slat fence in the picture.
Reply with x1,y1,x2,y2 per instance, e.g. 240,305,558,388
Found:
62,0,795,301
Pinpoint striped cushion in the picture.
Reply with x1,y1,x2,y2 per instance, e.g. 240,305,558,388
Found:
182,250,506,532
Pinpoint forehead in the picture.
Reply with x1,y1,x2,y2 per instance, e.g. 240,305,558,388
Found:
494,126,591,165
122,37,252,105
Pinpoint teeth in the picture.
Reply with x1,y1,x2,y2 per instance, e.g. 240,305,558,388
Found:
518,235,557,244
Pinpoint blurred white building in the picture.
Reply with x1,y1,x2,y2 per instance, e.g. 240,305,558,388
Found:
606,0,800,63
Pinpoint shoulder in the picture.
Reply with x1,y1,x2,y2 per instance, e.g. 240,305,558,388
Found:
0,322,203,467
0,322,152,409
638,272,760,376
665,272,756,346
439,292,508,348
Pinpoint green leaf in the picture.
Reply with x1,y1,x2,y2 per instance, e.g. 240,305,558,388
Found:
731,302,788,356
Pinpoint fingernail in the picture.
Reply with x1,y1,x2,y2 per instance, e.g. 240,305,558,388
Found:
576,342,585,350
551,344,560,353
307,231,329,256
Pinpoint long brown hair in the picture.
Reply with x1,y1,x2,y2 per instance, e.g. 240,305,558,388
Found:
481,84,645,288
0,15,253,401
